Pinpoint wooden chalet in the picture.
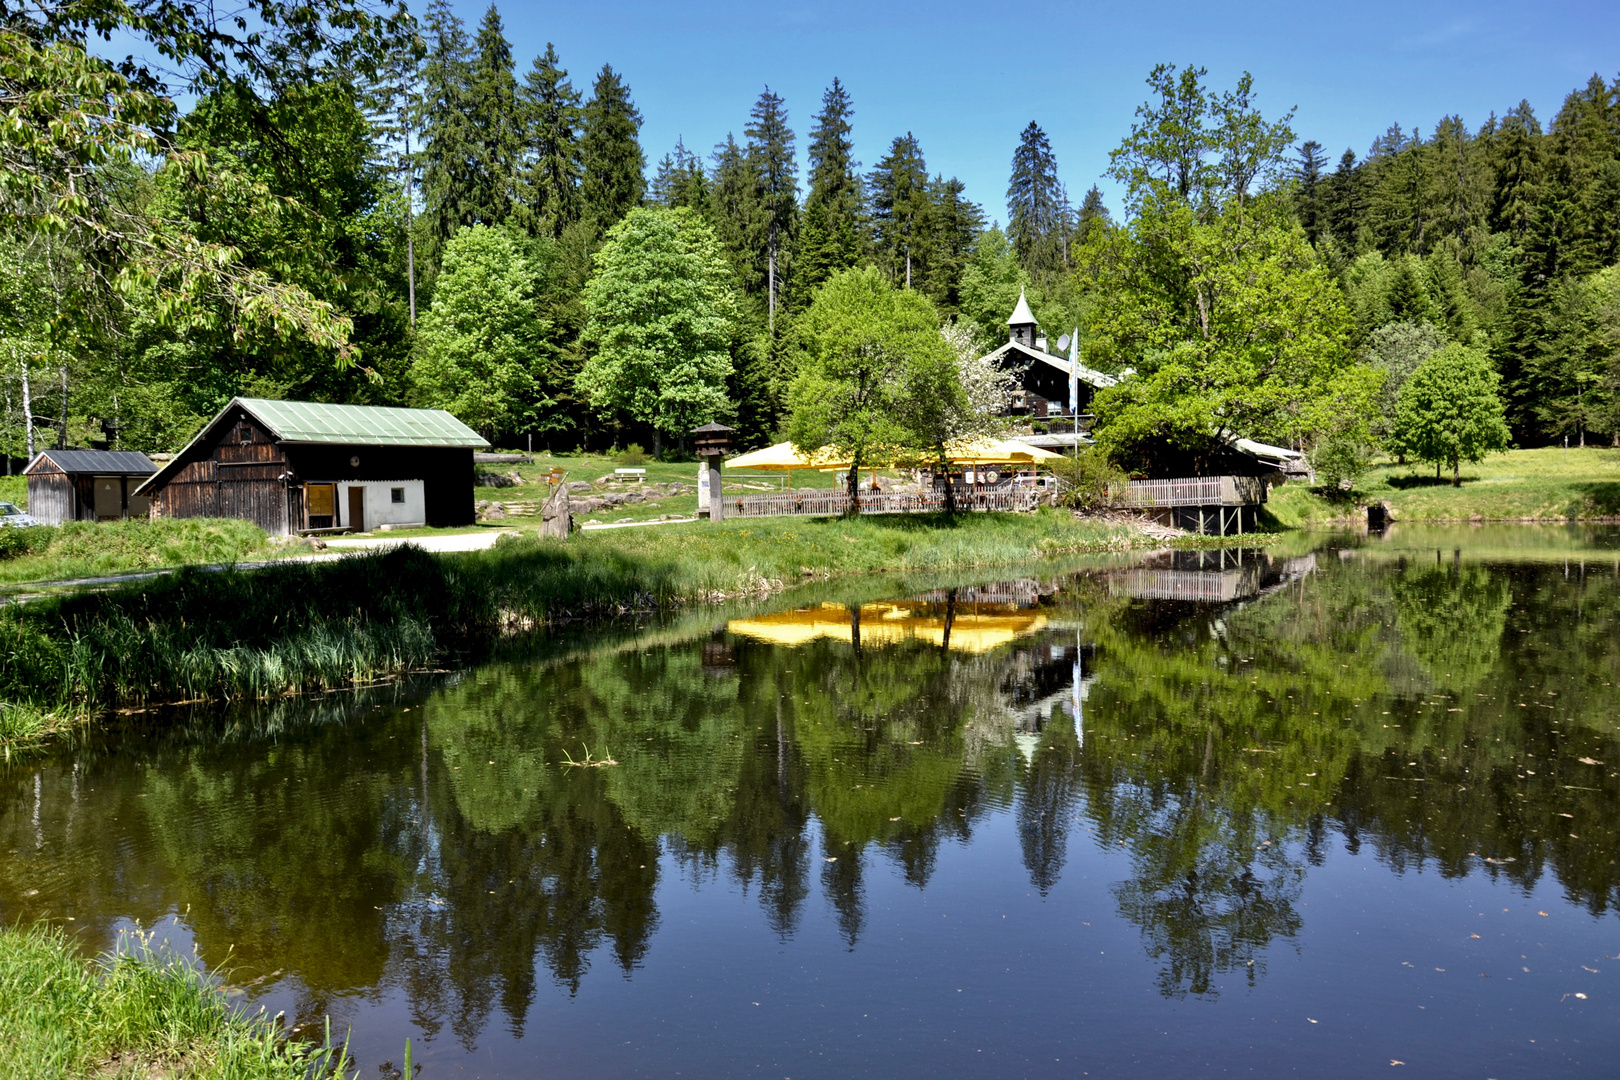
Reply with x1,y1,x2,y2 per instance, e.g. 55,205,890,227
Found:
24,449,158,525
980,290,1117,423
134,399,489,536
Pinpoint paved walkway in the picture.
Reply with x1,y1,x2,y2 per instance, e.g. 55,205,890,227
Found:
323,530,515,552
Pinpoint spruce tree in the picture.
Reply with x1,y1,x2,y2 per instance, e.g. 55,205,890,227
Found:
1075,186,1111,245
743,87,798,335
1544,75,1620,277
925,175,984,315
1293,140,1327,245
464,4,522,225
1489,101,1543,243
1007,121,1063,273
418,0,475,252
868,133,930,289
649,138,707,209
517,42,582,238
1322,149,1367,250
797,78,862,303
579,65,646,233
707,134,764,299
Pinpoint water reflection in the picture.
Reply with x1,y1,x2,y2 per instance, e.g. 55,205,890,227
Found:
3,538,1620,1069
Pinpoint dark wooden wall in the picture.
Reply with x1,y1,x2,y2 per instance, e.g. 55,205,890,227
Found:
151,408,290,533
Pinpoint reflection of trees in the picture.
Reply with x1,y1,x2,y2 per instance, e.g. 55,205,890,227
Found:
8,554,1620,1038
1394,558,1510,693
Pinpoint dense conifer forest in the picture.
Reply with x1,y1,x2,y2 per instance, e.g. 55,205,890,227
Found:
2,0,1617,462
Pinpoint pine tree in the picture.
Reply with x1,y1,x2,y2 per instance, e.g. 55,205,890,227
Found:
1488,101,1543,243
1075,186,1111,245
796,78,862,304
1322,148,1368,249
417,0,475,252
924,175,983,314
1007,121,1063,274
707,134,764,300
868,133,930,289
463,4,522,225
744,87,798,335
649,137,707,209
1543,75,1620,277
517,42,581,238
358,28,426,322
1293,140,1327,245
579,65,646,233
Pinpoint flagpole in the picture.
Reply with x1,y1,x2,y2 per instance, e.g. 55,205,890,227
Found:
1069,327,1080,460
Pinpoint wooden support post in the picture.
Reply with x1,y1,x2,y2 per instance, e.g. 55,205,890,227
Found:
707,455,724,522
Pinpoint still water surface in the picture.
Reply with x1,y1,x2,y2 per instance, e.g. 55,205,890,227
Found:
5,526,1620,1077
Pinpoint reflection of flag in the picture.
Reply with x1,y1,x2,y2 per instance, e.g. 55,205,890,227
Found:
1072,630,1083,748
1068,328,1079,414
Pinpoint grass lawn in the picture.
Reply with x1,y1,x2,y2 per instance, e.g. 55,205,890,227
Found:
0,518,275,589
1267,447,1620,527
0,923,345,1080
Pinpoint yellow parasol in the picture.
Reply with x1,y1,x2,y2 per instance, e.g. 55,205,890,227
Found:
724,441,849,471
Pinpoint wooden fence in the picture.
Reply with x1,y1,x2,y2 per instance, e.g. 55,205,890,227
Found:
726,488,1039,518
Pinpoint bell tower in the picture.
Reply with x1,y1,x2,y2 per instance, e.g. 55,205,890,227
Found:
1007,288,1038,348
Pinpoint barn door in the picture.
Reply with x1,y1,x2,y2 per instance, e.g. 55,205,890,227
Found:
305,483,336,530
347,486,364,533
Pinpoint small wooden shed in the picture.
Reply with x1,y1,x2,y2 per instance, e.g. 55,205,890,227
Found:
24,449,158,525
134,399,489,536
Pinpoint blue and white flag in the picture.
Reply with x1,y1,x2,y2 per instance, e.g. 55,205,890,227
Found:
1068,328,1079,414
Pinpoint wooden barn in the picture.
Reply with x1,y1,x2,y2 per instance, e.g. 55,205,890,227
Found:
134,399,489,536
24,449,158,525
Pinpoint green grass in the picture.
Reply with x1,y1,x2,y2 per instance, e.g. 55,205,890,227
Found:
0,511,1162,736
0,474,25,509
1266,447,1620,527
0,923,348,1080
476,449,862,526
0,518,273,588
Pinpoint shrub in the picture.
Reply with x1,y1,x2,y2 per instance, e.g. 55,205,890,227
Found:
1046,449,1129,511
1308,437,1371,496
615,443,649,466
0,526,52,561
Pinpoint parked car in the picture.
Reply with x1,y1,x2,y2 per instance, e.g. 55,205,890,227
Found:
0,501,39,527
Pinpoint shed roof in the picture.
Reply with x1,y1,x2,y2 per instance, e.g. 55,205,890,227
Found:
26,449,157,475
235,399,488,447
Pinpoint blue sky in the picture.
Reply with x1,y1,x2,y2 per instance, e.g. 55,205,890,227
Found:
459,0,1616,224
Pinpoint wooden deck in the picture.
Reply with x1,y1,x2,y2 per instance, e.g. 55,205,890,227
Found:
1113,475,1268,536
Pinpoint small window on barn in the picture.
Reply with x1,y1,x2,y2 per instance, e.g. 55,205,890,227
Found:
391,487,405,504
237,423,252,444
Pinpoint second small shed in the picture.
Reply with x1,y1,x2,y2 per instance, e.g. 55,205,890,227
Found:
24,450,158,525
134,399,489,535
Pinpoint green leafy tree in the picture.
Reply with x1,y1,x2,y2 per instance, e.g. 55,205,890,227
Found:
517,43,582,239
577,208,738,453
785,267,962,511
1393,342,1511,484
412,224,549,438
1364,320,1448,451
579,65,646,233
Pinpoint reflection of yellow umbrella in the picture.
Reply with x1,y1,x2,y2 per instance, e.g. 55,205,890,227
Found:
725,441,849,471
727,601,1046,654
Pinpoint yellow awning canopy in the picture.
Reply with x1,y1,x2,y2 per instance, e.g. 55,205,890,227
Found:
726,438,1064,473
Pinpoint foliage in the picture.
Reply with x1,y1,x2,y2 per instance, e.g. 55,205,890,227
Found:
412,223,552,438
1046,448,1129,510
1394,342,1512,484
578,208,739,448
785,268,962,504
0,518,269,586
579,65,646,232
615,443,648,466
940,321,1015,437
1306,436,1371,494
1363,320,1448,449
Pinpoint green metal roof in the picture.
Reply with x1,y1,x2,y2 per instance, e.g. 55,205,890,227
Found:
238,399,489,448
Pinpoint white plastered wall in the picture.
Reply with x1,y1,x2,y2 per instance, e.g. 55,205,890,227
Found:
338,480,425,530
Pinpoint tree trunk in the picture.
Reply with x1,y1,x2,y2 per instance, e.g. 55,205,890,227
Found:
57,364,67,450
1452,457,1460,487
20,363,32,461
905,251,911,290
404,128,417,325
767,232,776,336
939,453,957,515
846,461,861,517
653,428,662,459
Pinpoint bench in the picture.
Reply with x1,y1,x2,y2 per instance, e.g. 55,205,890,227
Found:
614,468,647,483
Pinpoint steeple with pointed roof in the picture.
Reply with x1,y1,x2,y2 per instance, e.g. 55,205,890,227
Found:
1007,288,1039,348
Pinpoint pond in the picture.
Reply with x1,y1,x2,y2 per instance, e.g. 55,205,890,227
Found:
4,525,1620,1077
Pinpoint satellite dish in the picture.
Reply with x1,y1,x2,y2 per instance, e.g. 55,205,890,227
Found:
1056,333,1071,353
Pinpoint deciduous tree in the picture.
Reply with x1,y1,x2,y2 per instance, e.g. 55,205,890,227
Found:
1393,342,1511,484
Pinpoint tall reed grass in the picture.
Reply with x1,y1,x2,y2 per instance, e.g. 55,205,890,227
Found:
0,510,1157,724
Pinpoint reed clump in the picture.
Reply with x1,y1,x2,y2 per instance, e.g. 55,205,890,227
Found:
0,923,347,1080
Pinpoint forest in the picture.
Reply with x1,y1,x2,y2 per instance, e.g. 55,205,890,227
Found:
3,0,1618,466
